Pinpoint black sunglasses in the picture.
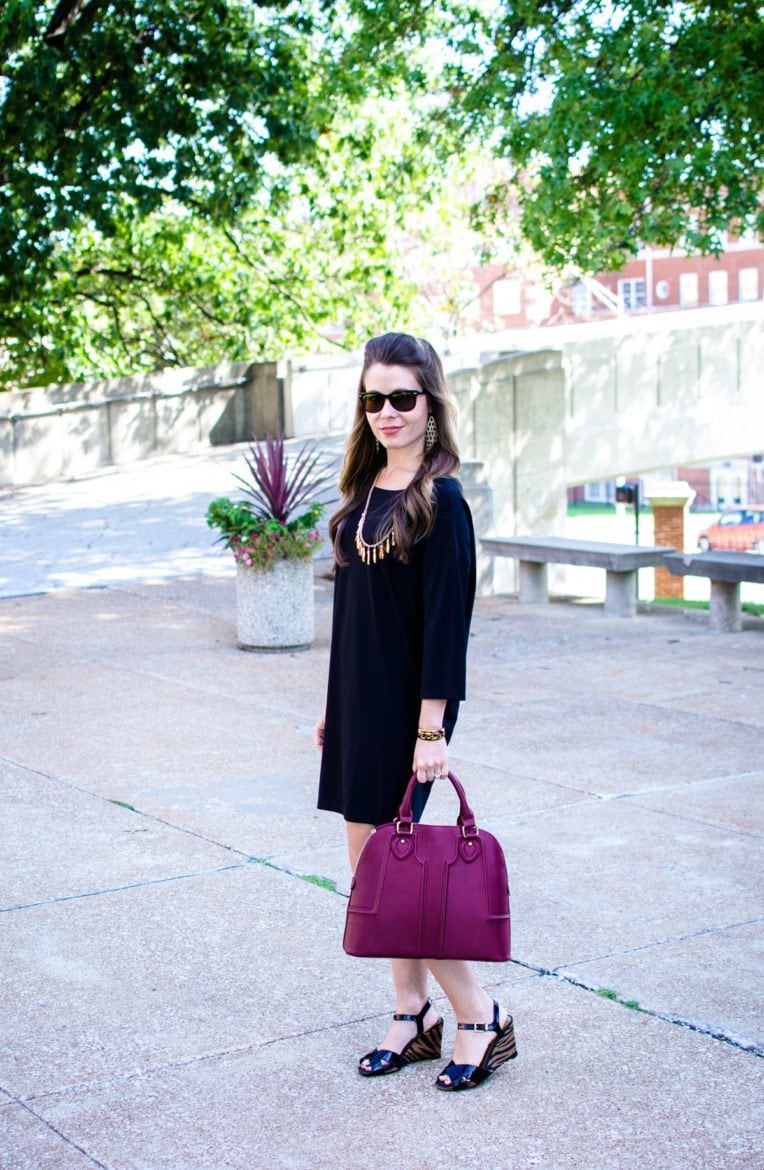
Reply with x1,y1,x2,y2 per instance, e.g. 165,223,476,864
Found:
359,389,425,414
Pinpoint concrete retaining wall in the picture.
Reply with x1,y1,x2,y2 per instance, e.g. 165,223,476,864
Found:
448,305,763,593
562,310,763,485
450,350,568,594
4,306,760,599
0,361,281,487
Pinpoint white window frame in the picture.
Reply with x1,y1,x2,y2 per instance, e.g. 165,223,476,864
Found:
708,270,728,306
679,272,699,307
584,480,615,503
492,278,522,317
738,267,759,302
571,282,593,318
617,278,646,312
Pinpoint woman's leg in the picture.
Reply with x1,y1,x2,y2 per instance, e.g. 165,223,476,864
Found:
364,958,439,1062
345,821,374,872
427,959,509,1078
346,823,439,1064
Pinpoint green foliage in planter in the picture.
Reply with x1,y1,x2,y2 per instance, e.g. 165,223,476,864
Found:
206,434,331,571
206,497,323,571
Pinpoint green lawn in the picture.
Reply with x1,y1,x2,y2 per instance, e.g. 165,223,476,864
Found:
567,502,653,518
650,597,764,617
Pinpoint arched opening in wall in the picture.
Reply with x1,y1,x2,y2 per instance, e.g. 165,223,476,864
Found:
566,455,764,607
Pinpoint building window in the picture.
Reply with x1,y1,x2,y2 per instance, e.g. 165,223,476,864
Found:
584,480,614,504
679,272,699,307
571,281,593,318
617,278,646,311
739,267,759,302
708,270,728,306
492,278,522,317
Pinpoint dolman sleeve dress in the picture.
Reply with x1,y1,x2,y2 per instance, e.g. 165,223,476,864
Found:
318,475,476,826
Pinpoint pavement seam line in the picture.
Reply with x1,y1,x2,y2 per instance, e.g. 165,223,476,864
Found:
1,757,346,908
614,797,763,839
10,990,537,1106
477,785,763,840
512,959,764,1058
1,753,258,854
9,1019,360,1106
449,751,623,803
0,861,255,913
1,1095,111,1169
549,914,763,967
613,767,763,794
5,765,760,1058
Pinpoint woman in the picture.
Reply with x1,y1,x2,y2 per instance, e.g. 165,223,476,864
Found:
315,332,516,1092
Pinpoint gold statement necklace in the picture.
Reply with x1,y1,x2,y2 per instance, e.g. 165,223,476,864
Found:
354,475,397,565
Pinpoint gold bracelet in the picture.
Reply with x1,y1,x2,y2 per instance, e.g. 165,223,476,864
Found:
417,727,445,741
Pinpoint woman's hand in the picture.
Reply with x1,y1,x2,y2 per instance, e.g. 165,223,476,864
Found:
412,737,448,784
314,716,325,750
414,698,448,782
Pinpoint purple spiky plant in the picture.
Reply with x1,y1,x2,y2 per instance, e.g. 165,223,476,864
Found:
234,434,333,525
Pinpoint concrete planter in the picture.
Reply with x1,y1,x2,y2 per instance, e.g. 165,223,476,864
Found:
235,558,315,651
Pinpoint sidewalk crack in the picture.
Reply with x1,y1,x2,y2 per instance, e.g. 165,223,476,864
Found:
511,953,763,1057
0,1094,111,1169
0,861,254,913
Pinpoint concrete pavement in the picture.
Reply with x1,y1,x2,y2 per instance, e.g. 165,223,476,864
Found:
1,446,763,1169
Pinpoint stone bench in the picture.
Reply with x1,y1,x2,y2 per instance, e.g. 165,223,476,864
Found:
663,551,764,632
480,535,674,617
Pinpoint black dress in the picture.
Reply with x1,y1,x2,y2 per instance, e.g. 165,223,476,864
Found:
318,476,476,826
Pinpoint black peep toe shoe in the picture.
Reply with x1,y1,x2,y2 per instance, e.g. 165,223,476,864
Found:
358,998,444,1077
435,1000,517,1092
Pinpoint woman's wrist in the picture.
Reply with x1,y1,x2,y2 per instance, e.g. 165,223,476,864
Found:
419,698,447,734
417,727,445,741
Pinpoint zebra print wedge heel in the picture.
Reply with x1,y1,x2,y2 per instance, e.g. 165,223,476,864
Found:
359,998,444,1077
435,1000,517,1092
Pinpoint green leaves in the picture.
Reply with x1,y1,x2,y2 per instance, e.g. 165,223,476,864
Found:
0,2,442,387
2,1,761,387
0,2,324,312
443,0,764,272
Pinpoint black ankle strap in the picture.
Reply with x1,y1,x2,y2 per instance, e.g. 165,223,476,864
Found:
393,996,428,1024
457,1000,500,1033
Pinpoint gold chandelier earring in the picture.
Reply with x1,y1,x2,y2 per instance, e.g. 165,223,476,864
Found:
425,414,438,451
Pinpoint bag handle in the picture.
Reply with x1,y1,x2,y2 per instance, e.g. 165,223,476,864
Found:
396,771,478,836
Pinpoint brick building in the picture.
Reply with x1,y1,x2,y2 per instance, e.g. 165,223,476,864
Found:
569,456,764,512
466,231,764,512
473,231,764,329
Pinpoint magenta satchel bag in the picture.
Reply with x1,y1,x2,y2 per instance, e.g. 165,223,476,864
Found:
343,772,510,962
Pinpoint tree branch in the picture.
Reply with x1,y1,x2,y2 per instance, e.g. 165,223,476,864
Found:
220,225,348,349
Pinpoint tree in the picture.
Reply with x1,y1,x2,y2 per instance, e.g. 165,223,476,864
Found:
442,0,764,272
4,2,762,389
400,155,553,344
0,0,440,386
0,59,449,385
0,1,328,287
10,104,438,383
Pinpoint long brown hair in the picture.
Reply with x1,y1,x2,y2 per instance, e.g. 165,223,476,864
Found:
329,332,460,565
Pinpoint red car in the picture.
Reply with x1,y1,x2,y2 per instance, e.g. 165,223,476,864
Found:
697,508,764,553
